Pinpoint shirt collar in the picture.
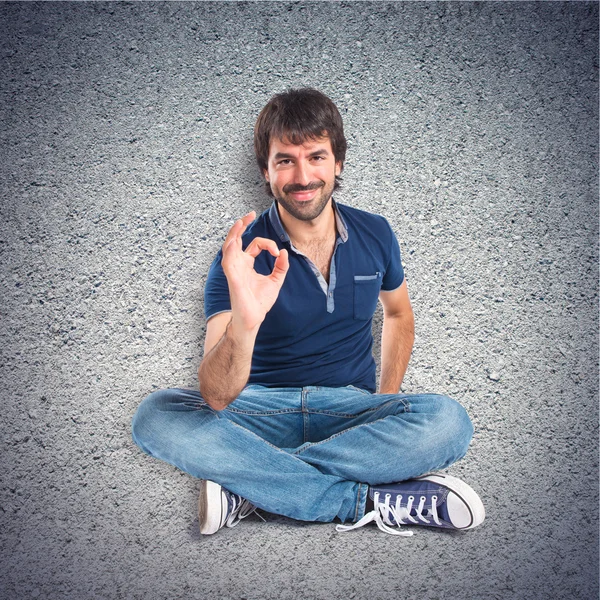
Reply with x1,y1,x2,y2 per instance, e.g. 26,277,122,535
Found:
268,198,349,244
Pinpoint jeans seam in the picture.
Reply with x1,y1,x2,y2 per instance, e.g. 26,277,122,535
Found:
354,483,365,522
306,409,379,418
302,388,308,444
224,408,301,416
306,397,411,419
291,407,408,454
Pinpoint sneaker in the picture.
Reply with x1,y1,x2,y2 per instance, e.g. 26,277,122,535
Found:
198,480,257,535
336,473,485,536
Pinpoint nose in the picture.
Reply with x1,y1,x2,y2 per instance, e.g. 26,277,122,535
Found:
294,161,311,186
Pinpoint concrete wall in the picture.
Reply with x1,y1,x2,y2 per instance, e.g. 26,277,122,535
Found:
1,2,597,599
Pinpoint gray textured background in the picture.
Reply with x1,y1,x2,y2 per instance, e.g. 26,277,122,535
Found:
1,2,598,599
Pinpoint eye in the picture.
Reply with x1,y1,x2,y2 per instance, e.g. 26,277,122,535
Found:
277,159,292,166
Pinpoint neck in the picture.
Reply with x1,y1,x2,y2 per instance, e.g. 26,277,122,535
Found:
278,199,337,245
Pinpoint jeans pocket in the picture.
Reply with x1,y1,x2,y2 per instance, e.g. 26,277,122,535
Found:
353,273,382,320
345,384,372,396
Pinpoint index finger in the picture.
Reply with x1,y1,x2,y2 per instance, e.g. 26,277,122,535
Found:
245,237,281,259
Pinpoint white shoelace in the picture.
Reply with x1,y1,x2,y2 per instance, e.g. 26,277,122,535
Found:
335,491,441,536
226,497,264,528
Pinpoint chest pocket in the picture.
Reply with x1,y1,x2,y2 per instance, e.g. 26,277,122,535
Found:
353,273,382,320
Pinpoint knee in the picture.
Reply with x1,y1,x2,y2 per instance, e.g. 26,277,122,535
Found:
132,390,162,452
131,388,183,453
433,395,474,457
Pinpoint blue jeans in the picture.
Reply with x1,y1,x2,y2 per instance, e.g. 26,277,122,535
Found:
131,385,473,524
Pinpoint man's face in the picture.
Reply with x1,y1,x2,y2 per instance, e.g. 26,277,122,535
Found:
264,135,342,223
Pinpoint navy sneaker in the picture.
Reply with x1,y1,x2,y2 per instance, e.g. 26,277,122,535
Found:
198,480,257,535
336,473,485,536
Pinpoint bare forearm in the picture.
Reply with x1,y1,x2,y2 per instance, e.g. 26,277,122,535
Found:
379,313,415,394
198,319,258,410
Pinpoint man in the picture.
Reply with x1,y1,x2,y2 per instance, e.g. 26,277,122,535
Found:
132,88,485,537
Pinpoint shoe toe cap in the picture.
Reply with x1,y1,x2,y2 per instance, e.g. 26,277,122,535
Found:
446,490,486,529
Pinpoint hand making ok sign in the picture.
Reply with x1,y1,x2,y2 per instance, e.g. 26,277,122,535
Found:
221,211,290,333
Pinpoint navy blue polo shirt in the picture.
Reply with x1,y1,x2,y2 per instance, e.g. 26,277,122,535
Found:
204,200,404,392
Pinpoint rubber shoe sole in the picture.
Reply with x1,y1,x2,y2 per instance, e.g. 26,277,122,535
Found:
198,480,227,535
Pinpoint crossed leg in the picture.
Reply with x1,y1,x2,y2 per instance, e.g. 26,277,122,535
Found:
131,385,473,523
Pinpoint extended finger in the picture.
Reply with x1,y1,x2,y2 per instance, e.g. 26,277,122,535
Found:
240,211,256,227
222,218,244,253
222,211,255,252
245,237,281,259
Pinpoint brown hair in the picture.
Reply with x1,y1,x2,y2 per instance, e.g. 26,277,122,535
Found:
254,88,347,195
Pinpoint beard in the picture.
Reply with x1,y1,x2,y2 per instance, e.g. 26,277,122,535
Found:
272,179,335,222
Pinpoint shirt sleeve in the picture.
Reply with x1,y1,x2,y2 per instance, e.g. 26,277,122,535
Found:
381,218,405,291
204,249,232,320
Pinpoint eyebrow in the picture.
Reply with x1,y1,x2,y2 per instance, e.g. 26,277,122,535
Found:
273,148,331,160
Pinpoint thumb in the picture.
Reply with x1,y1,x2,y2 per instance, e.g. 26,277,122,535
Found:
270,248,289,285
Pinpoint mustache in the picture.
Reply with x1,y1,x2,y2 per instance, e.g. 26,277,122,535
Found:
283,181,324,194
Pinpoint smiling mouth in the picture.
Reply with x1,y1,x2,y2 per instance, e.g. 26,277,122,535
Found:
289,189,318,201
284,181,323,202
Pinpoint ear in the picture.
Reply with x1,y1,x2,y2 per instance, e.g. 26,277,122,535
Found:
335,162,342,177
263,169,270,182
